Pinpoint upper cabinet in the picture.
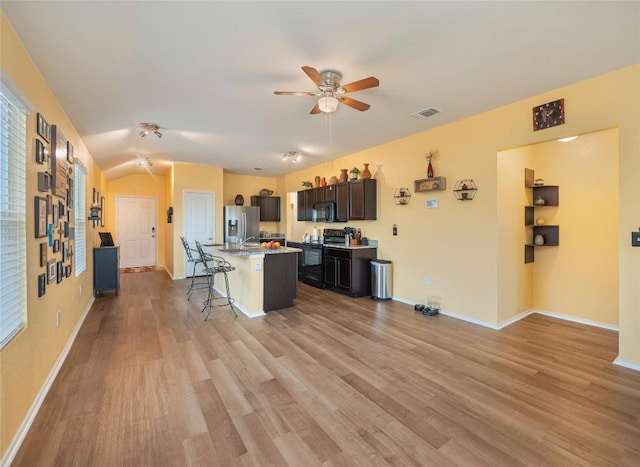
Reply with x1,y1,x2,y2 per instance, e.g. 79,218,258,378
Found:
296,179,377,222
250,195,281,222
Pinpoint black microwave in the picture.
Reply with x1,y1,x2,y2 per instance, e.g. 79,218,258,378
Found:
312,201,337,223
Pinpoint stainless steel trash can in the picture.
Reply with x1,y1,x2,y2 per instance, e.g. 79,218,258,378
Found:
371,259,392,300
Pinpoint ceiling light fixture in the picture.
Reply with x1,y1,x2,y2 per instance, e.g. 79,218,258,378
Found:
557,136,578,142
139,122,162,138
283,151,301,162
136,157,152,168
318,95,339,113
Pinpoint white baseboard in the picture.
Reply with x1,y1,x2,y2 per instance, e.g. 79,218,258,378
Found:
530,309,619,331
1,297,94,467
614,358,640,372
438,309,499,330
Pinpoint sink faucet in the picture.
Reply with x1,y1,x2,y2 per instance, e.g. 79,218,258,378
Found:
236,236,255,249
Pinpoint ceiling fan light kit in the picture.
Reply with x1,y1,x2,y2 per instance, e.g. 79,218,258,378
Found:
274,66,379,115
139,122,162,138
136,157,152,168
283,151,301,162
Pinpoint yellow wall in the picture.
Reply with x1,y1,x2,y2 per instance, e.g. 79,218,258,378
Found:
0,14,102,458
172,162,224,278
223,173,282,233
497,129,619,326
285,64,640,365
106,173,168,267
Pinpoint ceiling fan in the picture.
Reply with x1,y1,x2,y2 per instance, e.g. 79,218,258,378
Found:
274,66,379,114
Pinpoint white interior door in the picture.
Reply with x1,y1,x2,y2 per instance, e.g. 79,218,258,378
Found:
116,196,157,268
184,191,215,277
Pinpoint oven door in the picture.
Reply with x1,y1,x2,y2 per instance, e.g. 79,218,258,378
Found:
301,245,324,288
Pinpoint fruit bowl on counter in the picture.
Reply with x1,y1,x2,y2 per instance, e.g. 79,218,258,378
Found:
261,240,281,249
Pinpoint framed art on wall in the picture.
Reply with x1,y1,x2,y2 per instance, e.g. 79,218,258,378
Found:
34,196,48,238
67,141,74,164
37,113,50,142
50,125,68,199
40,242,47,267
38,274,46,297
56,261,63,283
35,138,48,164
47,259,56,284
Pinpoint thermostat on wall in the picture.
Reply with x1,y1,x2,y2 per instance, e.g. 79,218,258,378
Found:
425,199,438,209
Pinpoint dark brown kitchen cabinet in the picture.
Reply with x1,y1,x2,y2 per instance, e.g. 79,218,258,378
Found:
324,246,377,297
324,183,349,222
250,196,281,222
297,187,325,221
348,179,377,220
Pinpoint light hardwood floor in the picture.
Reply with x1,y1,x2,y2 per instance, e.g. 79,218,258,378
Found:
13,270,640,466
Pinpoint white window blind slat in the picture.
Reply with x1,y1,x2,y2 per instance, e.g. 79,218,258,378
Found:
74,164,86,275
0,84,27,349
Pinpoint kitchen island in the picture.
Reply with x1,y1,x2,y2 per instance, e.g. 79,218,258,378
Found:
204,244,300,317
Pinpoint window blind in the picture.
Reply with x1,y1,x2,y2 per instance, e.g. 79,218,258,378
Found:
74,163,86,275
0,83,27,349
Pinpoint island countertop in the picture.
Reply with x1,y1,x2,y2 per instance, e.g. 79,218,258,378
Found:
203,244,300,257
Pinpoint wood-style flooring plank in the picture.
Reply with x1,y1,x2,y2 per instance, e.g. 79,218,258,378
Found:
12,270,640,466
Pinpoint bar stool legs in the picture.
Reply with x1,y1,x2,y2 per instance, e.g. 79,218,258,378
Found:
202,269,237,321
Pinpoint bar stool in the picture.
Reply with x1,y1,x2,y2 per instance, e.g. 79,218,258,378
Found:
180,236,211,300
194,240,237,320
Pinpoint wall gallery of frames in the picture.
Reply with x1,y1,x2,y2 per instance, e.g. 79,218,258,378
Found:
33,112,75,297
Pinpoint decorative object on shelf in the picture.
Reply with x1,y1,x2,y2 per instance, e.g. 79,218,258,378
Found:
167,206,173,224
260,188,274,196
533,98,565,131
339,169,348,183
534,234,545,245
349,167,360,181
414,176,446,192
234,194,245,205
329,175,338,185
425,149,439,178
394,188,412,205
534,178,544,186
301,181,313,189
453,179,478,200
314,175,321,187
536,217,545,226
534,195,545,206
321,177,327,186
361,163,372,179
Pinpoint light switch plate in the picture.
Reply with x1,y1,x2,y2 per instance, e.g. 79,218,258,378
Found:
632,232,640,247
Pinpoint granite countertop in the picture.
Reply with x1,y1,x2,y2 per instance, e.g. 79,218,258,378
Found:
205,244,300,257
323,244,377,250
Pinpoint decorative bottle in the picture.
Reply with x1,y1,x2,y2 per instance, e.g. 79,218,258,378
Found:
339,169,348,183
426,157,434,179
361,163,372,179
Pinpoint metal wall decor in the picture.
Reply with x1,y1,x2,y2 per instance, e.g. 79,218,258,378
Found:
453,179,478,201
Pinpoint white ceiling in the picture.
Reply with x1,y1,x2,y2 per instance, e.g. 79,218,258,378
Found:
3,1,639,180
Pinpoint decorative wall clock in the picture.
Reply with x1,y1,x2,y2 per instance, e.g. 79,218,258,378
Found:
533,98,565,131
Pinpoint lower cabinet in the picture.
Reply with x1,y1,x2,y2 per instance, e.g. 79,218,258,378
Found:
324,247,377,297
93,246,119,296
263,252,297,311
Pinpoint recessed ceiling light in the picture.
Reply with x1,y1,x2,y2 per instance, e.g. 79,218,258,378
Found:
412,107,440,118
254,167,263,171
557,136,578,142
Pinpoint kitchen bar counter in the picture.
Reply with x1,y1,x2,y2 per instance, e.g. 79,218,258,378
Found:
204,244,298,317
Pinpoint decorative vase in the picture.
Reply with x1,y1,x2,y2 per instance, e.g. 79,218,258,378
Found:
361,163,372,179
329,175,338,185
315,175,321,187
322,177,327,186
426,157,434,178
234,194,244,206
534,196,545,206
534,234,545,245
339,169,348,183
536,217,545,226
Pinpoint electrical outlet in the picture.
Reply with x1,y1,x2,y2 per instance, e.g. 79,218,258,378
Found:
424,277,431,286
254,262,262,273
56,310,61,327
393,224,398,236
79,285,82,296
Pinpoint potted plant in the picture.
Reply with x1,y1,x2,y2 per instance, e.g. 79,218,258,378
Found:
349,167,360,181
301,181,313,189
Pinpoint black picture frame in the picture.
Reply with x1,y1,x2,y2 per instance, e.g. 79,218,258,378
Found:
53,239,60,253
65,264,72,278
37,113,50,142
56,261,63,283
47,259,56,284
52,203,59,226
35,138,48,164
34,196,48,238
66,141,74,164
38,274,46,297
100,196,105,227
64,221,69,238
40,242,47,267
37,172,50,192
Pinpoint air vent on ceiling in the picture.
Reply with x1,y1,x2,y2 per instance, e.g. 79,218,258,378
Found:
413,107,440,118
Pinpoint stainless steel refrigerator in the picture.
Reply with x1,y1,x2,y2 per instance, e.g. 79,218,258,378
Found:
224,206,260,245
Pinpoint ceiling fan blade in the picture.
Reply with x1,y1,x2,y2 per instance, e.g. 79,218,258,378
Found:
302,66,325,87
310,103,321,114
341,76,380,93
340,97,371,111
274,91,317,96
